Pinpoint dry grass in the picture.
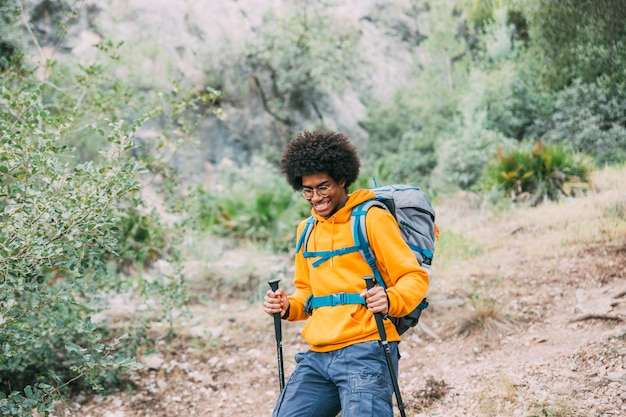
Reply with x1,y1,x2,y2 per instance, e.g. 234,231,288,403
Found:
405,375,450,413
477,375,518,417
181,233,293,302
432,164,626,337
527,399,576,417
452,293,513,338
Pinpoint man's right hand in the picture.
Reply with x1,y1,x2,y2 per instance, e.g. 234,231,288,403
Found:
264,288,290,317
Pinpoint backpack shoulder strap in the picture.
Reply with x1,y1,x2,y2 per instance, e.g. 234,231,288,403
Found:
351,199,390,288
295,216,316,254
296,215,361,268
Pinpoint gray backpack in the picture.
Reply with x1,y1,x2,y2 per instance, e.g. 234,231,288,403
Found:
297,184,438,334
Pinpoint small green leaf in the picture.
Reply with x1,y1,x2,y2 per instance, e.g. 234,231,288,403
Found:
65,342,86,353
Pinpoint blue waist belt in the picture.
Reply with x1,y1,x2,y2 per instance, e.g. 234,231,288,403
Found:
304,292,365,314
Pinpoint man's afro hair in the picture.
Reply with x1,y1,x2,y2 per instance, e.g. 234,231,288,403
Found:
280,130,360,191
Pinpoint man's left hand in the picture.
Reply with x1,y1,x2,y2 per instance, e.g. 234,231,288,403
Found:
360,286,389,315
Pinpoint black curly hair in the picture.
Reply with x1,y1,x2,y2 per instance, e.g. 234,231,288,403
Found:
279,130,361,191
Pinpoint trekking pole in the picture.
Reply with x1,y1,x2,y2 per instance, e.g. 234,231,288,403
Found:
268,278,285,391
363,275,407,417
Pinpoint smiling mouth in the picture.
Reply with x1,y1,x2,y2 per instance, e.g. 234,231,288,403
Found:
312,200,331,212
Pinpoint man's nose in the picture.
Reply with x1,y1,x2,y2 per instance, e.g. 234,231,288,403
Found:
310,190,325,201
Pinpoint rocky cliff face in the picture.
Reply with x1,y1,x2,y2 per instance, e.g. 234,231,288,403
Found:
24,0,427,180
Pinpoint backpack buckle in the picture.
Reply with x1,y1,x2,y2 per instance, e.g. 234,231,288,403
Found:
304,294,313,315
330,293,348,306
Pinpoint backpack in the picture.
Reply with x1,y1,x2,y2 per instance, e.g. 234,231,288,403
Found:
297,184,438,335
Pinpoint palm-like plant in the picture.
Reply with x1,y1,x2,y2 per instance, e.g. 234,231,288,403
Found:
483,140,594,206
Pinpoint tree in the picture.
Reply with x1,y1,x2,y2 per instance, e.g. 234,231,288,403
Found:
245,0,361,128
519,0,626,90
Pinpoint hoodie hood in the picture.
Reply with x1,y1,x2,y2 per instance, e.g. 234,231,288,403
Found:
310,189,376,224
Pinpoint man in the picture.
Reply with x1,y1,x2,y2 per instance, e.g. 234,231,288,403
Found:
264,130,429,417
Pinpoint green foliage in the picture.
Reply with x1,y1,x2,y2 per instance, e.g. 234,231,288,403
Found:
245,0,361,125
113,207,168,273
519,0,626,90
0,8,207,415
460,0,499,29
362,0,526,191
186,157,310,252
0,85,145,413
436,112,515,190
360,90,438,188
46,50,224,171
470,15,551,142
541,79,626,166
480,140,594,206
0,1,23,71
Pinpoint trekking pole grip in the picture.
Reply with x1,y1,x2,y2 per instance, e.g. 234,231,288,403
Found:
363,275,387,340
267,278,283,343
267,278,285,391
268,277,280,292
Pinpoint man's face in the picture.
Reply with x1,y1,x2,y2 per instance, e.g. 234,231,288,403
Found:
301,173,347,218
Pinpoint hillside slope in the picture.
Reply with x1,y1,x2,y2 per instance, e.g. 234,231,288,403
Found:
72,166,626,417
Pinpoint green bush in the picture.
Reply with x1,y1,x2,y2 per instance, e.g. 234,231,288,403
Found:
0,2,23,71
479,140,594,206
542,79,626,166
0,86,189,417
0,11,201,415
113,207,168,273
435,110,515,191
186,156,310,252
0,85,145,414
520,0,626,90
361,91,439,188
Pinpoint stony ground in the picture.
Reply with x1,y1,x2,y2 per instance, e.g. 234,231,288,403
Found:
69,168,626,417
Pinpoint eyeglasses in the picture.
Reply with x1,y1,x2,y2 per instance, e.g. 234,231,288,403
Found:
301,182,335,199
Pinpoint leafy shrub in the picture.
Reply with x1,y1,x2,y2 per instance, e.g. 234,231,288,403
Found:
542,79,626,166
0,2,23,71
0,11,201,416
113,207,168,273
186,156,310,252
521,0,626,90
435,111,515,191
361,92,439,188
0,86,145,414
480,140,594,206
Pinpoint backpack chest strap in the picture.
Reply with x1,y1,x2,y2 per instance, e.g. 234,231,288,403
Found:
303,245,362,268
304,292,366,314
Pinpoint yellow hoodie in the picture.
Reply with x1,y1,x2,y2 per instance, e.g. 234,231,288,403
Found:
286,189,430,352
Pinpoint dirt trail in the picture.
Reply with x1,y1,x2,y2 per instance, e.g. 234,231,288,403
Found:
71,168,626,417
